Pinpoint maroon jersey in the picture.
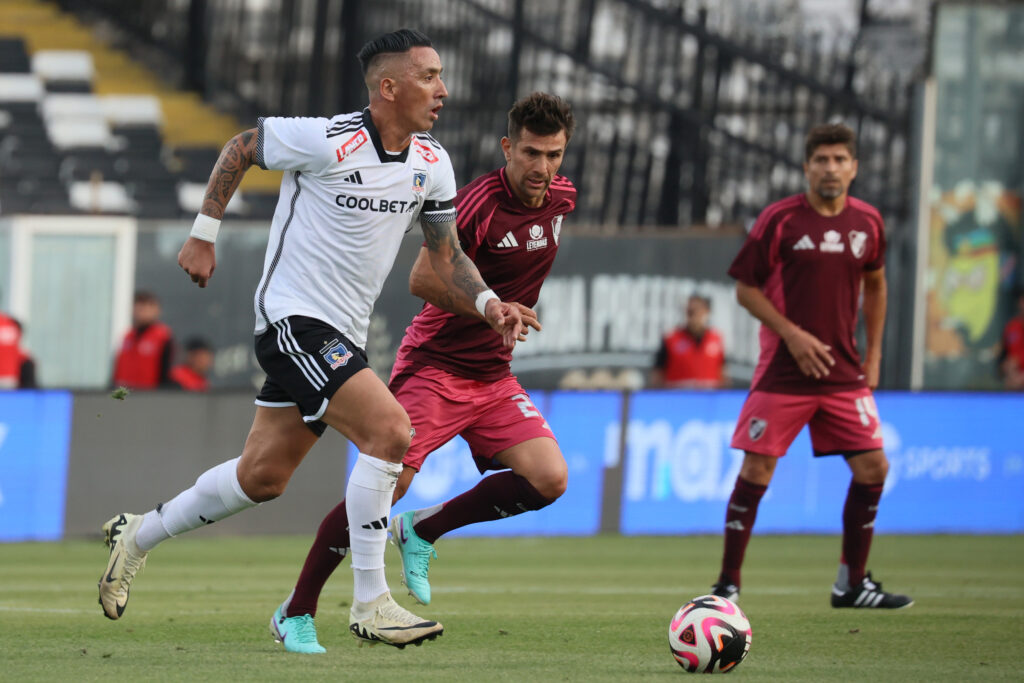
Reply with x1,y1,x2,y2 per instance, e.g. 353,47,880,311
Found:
728,193,886,394
393,168,577,382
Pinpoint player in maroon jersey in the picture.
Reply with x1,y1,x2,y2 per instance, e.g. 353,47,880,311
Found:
271,93,577,651
711,123,912,610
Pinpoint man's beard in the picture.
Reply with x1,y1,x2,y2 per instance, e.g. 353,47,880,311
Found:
817,182,843,199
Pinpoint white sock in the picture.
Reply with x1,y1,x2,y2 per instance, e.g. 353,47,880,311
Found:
835,562,851,591
280,589,295,618
353,568,389,604
135,457,257,551
346,453,401,603
135,509,170,551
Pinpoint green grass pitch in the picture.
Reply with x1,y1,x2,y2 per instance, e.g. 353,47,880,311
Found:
1,534,1021,681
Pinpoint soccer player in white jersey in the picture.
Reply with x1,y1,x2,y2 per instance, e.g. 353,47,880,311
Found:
97,29,523,651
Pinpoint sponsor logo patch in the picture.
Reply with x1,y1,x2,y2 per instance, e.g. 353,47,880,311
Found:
413,139,438,164
319,338,353,369
527,224,548,251
820,229,845,253
334,194,418,213
335,130,368,162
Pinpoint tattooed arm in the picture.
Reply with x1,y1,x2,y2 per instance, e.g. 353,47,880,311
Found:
409,246,540,341
178,128,258,287
420,215,524,348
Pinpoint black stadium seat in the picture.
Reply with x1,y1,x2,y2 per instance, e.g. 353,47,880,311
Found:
0,36,31,73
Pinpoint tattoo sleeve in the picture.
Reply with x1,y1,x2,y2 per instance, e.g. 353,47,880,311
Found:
200,129,258,219
420,217,488,312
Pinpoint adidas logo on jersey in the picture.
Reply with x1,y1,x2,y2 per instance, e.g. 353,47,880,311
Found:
793,235,815,250
496,231,519,248
341,171,363,184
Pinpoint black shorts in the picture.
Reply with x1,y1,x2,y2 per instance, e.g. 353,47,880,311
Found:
254,316,369,436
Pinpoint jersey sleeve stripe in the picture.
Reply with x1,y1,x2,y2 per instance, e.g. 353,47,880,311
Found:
326,121,364,139
413,133,442,149
325,112,362,130
750,195,801,239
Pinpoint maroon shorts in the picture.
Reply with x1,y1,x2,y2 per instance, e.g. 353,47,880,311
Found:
730,388,884,457
389,365,555,472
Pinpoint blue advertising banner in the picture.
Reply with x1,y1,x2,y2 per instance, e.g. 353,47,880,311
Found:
875,393,1024,533
0,391,73,541
348,391,614,536
620,390,1024,534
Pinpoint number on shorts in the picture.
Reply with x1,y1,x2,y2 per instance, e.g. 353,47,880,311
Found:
854,395,878,426
510,393,540,418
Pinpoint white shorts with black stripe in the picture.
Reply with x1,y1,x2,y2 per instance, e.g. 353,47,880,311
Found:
254,316,369,436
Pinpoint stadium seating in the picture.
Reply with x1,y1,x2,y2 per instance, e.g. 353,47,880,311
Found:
0,1,280,219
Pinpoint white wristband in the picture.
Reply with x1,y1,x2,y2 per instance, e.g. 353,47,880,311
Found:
190,214,221,243
475,289,499,317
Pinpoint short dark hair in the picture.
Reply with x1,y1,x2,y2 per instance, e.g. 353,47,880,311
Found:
133,290,159,305
507,92,576,142
804,123,856,161
357,28,433,75
184,337,212,353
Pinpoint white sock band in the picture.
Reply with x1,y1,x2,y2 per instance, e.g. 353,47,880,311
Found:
147,457,256,545
348,453,402,491
347,453,401,574
190,213,221,243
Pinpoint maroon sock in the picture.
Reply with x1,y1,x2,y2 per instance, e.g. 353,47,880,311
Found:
287,499,350,617
842,481,884,587
718,476,767,588
413,472,553,544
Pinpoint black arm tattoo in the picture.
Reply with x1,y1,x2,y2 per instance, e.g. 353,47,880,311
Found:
420,218,488,309
201,129,257,219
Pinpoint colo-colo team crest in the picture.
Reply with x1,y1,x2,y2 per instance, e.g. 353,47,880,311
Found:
320,338,353,370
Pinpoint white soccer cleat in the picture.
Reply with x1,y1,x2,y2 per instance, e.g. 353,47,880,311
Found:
348,591,443,648
98,513,148,620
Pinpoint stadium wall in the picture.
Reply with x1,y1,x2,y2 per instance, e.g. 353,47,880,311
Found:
1,390,1021,541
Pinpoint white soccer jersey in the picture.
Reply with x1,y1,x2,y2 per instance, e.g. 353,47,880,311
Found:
252,109,457,347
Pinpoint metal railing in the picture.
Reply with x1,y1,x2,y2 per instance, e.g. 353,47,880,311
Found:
66,0,923,229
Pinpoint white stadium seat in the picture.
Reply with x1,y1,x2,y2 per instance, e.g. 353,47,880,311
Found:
47,117,114,150
0,73,45,102
41,93,104,121
99,95,164,127
31,50,95,83
69,180,136,213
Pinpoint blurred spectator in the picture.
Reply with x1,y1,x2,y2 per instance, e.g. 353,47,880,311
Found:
0,311,21,390
112,291,174,389
169,337,214,391
10,318,38,389
999,289,1024,390
650,295,726,389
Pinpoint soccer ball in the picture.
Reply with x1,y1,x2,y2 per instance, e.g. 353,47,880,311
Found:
668,595,752,673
